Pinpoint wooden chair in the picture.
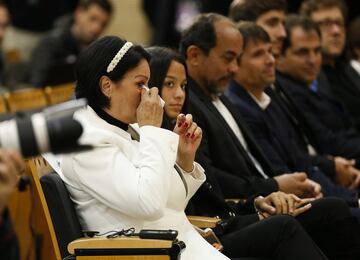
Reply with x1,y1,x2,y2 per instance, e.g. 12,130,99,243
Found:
28,157,184,260
0,95,7,113
4,88,48,113
44,83,75,105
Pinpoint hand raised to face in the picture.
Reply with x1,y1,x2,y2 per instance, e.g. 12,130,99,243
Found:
173,114,202,172
136,87,164,127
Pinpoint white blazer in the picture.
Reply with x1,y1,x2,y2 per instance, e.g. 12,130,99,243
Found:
60,106,229,260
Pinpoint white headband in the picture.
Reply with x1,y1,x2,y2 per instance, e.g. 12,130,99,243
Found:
106,41,134,73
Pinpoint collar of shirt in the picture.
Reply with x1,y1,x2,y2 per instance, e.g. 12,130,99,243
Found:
350,59,360,76
248,92,271,110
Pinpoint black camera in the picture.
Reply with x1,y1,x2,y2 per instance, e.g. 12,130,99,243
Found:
0,99,91,158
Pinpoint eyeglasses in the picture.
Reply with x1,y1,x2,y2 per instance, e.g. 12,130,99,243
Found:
316,19,345,30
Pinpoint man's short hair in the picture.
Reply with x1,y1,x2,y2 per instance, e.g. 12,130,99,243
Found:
281,14,321,54
229,0,287,23
236,21,270,50
300,0,347,21
78,0,113,14
179,13,227,58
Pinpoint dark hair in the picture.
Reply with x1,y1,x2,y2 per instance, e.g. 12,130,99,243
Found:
237,21,270,50
78,0,113,14
75,36,150,109
146,46,189,129
281,14,321,54
347,17,360,60
229,0,287,23
179,13,227,58
300,0,347,22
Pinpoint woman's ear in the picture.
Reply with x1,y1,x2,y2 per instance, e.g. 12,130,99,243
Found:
99,76,112,98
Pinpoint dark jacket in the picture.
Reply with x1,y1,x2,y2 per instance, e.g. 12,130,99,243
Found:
28,22,78,87
188,78,278,200
276,71,360,167
224,81,358,207
323,62,360,131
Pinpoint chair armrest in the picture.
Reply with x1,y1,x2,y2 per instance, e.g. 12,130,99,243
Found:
68,236,174,254
187,215,221,229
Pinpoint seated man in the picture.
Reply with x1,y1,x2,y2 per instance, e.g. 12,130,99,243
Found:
224,20,360,217
28,0,112,87
300,0,360,131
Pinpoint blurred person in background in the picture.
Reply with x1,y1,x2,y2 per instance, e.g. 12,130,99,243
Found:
3,0,78,62
28,0,112,88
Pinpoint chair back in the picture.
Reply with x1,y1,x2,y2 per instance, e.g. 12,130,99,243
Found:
40,172,83,258
4,88,48,112
45,83,75,105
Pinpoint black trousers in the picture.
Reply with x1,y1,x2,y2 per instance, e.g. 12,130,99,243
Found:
220,197,360,260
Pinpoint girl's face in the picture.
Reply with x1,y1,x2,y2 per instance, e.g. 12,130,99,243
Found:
107,58,150,123
161,60,187,120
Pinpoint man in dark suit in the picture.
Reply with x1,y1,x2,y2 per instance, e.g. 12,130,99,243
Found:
180,12,360,259
275,15,360,190
224,21,360,215
300,0,360,130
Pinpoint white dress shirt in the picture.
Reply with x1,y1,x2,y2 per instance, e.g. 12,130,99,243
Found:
248,92,271,111
212,97,268,179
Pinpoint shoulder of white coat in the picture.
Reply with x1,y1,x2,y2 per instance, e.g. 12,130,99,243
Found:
139,125,179,153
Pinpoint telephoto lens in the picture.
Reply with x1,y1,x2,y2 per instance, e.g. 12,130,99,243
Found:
0,99,91,157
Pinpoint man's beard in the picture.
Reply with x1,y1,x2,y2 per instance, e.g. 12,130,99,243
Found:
203,75,232,96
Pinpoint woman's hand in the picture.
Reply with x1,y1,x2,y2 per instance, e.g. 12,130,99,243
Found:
254,191,314,219
173,114,202,172
137,87,163,127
